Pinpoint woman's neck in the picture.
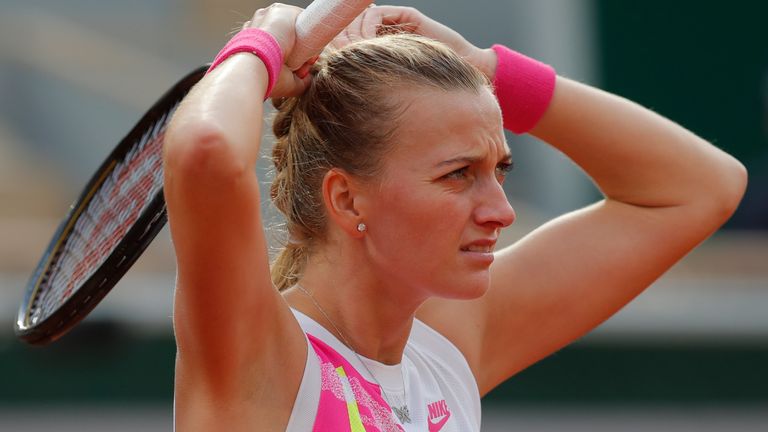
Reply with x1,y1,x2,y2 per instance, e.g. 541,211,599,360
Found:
282,246,425,365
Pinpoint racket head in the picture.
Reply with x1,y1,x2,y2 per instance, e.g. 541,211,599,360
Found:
15,65,209,345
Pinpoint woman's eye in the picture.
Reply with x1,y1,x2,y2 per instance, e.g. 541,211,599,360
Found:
444,166,469,180
496,162,514,177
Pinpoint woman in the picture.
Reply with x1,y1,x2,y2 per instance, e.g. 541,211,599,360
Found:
164,4,746,431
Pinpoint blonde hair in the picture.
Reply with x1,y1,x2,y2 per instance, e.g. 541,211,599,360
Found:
270,33,489,291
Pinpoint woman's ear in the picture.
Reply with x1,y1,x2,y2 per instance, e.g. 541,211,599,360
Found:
322,168,366,238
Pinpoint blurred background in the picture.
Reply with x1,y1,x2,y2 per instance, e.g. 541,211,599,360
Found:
1,0,766,430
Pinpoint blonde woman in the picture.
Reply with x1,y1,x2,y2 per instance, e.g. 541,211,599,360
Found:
164,4,746,431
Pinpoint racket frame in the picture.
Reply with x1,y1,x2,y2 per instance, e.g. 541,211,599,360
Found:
15,65,208,345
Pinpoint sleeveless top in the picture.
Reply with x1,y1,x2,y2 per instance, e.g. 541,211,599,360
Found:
285,309,482,432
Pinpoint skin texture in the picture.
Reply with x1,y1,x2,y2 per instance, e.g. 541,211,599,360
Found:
163,4,747,431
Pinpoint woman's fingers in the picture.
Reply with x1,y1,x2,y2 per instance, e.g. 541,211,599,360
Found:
361,5,422,38
271,64,312,98
241,3,316,98
246,3,304,58
358,5,497,80
294,55,319,79
345,5,475,57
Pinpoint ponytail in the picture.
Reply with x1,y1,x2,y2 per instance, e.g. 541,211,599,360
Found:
271,242,308,291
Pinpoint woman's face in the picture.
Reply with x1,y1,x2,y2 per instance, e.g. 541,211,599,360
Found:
359,86,515,300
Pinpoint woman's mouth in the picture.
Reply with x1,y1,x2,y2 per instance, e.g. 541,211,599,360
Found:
460,238,497,253
460,244,493,253
459,239,497,265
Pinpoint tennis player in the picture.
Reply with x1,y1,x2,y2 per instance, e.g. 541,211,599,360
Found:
163,4,747,431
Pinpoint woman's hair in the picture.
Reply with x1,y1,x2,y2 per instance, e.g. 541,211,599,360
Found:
270,33,490,291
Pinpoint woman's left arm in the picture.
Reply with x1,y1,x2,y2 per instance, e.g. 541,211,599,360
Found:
532,76,746,220
462,75,747,395
349,4,747,395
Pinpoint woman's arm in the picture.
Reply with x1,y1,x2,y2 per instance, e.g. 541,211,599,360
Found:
163,5,310,429
441,64,746,395
355,6,747,394
465,76,747,393
531,77,746,214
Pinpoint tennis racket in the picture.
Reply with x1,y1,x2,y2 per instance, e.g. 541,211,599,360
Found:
15,0,373,345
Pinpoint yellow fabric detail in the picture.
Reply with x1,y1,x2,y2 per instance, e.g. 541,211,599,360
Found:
336,366,366,432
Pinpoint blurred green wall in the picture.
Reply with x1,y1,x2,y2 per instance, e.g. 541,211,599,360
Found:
2,325,766,405
597,0,768,229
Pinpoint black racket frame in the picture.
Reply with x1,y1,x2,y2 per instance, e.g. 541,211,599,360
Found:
15,65,208,345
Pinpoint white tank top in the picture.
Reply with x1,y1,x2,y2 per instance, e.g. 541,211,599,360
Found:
286,309,482,432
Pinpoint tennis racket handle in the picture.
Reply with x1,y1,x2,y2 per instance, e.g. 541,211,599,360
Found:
286,0,373,68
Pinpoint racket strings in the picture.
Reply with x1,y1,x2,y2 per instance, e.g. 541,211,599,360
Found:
30,105,179,323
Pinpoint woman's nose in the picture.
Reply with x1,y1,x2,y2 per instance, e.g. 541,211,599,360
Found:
474,180,516,228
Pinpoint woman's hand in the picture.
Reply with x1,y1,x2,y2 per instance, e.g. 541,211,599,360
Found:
332,5,498,80
244,3,315,98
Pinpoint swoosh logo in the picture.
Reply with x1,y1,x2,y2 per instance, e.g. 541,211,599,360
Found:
428,412,451,432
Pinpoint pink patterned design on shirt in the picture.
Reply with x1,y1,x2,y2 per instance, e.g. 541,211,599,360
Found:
308,334,405,432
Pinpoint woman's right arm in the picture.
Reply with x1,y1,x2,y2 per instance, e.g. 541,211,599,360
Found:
163,5,309,429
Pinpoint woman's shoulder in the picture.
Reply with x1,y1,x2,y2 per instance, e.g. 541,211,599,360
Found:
408,319,479,390
409,318,472,364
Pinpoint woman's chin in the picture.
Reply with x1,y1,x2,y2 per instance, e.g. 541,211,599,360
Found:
436,274,491,300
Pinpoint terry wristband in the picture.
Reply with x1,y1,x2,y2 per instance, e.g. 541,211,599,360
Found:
491,44,556,134
207,28,283,99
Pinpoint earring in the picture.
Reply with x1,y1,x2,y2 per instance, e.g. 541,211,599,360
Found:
357,223,367,233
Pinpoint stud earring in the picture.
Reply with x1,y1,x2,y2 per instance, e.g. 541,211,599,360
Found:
357,223,367,233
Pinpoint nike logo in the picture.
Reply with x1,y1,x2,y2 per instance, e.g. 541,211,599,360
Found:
427,399,451,432
428,413,451,431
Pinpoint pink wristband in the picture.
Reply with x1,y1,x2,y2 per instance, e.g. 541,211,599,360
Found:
207,28,283,99
491,44,556,134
